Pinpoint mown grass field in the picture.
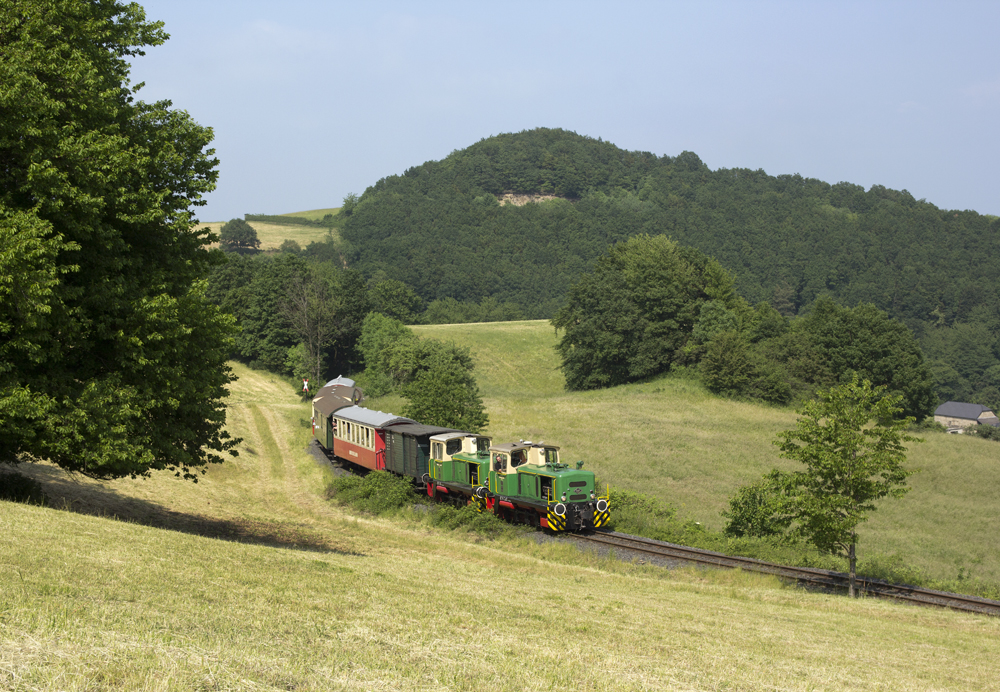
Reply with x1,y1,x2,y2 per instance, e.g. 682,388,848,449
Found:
197,217,337,250
282,207,341,221
4,363,1000,690
411,320,1000,587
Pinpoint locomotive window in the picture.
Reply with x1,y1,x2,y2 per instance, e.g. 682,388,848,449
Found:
432,442,442,460
569,481,588,487
477,437,491,455
543,448,559,465
446,439,462,456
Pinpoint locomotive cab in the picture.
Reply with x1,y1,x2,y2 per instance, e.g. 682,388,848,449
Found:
429,432,491,486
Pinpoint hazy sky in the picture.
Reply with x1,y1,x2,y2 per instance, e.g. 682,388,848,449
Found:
130,1,1000,222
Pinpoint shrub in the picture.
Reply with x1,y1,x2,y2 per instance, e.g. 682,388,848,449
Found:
428,504,513,537
326,471,416,515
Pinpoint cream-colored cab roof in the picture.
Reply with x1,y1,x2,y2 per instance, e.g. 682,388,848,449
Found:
430,433,492,461
490,441,560,473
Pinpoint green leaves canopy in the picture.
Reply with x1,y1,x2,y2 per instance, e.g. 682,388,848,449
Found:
0,1,237,479
773,376,920,593
551,234,739,390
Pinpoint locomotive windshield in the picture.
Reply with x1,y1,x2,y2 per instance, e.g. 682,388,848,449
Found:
543,448,559,465
476,437,491,457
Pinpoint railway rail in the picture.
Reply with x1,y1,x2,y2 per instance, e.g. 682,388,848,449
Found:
569,531,1000,617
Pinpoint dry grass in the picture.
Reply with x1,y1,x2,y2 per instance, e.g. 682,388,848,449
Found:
196,220,336,250
4,361,1000,689
282,207,341,221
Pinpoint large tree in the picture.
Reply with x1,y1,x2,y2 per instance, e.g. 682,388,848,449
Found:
219,218,261,256
551,234,741,390
0,1,238,480
773,376,920,596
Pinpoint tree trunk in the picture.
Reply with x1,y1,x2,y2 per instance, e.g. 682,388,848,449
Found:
848,540,856,598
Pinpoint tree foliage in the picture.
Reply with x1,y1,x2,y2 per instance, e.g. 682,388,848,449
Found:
773,376,920,595
357,314,488,431
551,234,740,390
219,218,261,255
0,1,238,480
338,127,1000,403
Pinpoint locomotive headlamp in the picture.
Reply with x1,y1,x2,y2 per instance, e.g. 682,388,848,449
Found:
561,493,566,501
590,490,595,499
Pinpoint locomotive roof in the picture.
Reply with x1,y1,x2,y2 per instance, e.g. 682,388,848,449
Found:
430,431,487,441
323,375,355,387
490,441,559,452
332,405,415,428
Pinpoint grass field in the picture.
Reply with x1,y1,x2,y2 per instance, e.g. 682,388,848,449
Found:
197,217,337,250
281,207,341,221
410,320,1000,587
4,363,1000,690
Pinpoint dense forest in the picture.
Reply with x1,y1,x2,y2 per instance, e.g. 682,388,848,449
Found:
337,128,1000,409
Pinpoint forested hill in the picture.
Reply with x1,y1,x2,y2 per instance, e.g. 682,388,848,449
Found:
340,128,1000,404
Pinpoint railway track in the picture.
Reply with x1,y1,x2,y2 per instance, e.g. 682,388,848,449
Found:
569,530,1000,617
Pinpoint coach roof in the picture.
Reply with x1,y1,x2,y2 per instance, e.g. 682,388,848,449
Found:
333,405,415,428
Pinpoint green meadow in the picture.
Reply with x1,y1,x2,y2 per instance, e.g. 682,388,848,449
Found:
198,208,339,250
5,362,1000,690
411,320,1000,587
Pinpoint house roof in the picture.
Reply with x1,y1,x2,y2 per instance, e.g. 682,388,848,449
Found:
934,401,996,420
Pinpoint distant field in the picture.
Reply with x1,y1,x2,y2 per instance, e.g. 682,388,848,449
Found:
5,364,1000,690
281,207,341,221
411,320,1000,586
196,217,337,250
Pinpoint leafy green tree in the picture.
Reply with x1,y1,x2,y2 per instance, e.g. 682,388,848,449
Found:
700,331,754,396
0,1,237,480
722,471,793,539
368,279,424,324
401,346,488,432
552,234,739,390
800,297,936,420
774,376,920,596
357,313,417,396
281,265,369,385
219,218,261,255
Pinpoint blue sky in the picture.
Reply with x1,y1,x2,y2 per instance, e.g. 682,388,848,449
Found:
130,1,1000,222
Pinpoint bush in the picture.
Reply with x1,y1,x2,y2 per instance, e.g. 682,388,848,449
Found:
326,471,416,515
0,471,47,505
970,424,1000,441
428,504,513,537
722,472,793,539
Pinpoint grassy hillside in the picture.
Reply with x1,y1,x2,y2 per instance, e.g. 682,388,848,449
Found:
4,363,1000,690
197,218,337,250
282,207,341,221
411,320,1000,586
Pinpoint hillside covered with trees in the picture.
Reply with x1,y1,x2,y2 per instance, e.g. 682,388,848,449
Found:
339,128,1000,408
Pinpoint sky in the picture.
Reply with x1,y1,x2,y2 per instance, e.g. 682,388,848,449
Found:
129,0,1000,222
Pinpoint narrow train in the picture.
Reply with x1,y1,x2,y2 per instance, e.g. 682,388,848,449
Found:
312,376,610,532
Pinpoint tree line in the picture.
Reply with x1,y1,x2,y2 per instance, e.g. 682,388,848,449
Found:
338,127,1000,409
552,234,936,419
